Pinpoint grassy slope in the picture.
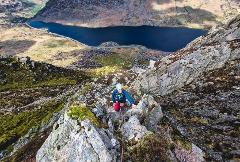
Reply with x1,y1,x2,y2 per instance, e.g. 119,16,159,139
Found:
0,26,87,67
0,57,88,157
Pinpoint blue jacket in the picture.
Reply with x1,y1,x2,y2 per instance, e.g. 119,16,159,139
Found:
112,89,134,106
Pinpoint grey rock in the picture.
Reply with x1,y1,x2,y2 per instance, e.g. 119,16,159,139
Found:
175,143,205,162
121,115,150,142
92,101,105,118
145,105,163,132
132,18,239,96
125,94,158,120
226,28,240,41
36,113,117,162
192,144,205,162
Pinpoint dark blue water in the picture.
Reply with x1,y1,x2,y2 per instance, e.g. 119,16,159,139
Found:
28,21,207,52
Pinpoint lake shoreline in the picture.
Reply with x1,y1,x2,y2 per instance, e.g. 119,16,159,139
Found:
27,21,208,52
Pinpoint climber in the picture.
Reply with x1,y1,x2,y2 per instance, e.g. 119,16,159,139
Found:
112,83,137,112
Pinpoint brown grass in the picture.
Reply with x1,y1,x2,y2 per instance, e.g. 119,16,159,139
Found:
0,26,88,67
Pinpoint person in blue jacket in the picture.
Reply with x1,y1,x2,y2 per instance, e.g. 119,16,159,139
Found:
112,83,137,111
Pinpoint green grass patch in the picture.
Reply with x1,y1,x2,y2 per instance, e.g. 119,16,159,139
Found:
36,77,77,87
0,100,64,150
0,58,86,91
43,40,68,48
0,77,77,91
30,4,45,16
94,53,133,68
88,66,119,78
84,53,135,78
68,104,100,127
80,82,93,95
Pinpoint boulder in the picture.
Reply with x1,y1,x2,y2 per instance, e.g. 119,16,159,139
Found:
226,28,240,41
121,115,150,142
145,104,163,132
36,113,118,162
174,143,205,162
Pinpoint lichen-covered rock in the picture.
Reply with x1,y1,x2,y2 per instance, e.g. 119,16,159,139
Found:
124,94,163,132
174,143,205,162
144,104,163,132
125,94,158,119
121,115,150,142
36,113,118,162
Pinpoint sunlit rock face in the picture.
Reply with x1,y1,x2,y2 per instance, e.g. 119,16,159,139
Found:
36,115,118,162
133,15,240,96
33,0,240,28
132,15,240,161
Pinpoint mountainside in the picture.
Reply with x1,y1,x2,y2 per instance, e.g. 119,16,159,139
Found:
33,0,240,28
1,0,240,161
0,57,88,161
0,21,165,162
133,15,240,161
35,16,240,162
0,0,47,25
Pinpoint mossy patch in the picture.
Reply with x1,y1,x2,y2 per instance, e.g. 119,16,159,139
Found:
137,58,149,66
0,100,64,151
173,134,192,151
190,116,209,125
80,82,93,95
68,104,101,127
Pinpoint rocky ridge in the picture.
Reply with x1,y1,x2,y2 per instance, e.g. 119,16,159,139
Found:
133,15,240,161
35,15,240,162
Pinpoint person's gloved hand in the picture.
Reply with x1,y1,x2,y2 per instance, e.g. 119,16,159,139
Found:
131,104,137,109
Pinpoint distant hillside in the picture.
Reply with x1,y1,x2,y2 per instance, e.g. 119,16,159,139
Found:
0,0,46,25
33,0,240,28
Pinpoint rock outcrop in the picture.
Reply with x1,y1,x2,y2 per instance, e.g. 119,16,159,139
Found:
36,76,168,161
133,15,240,96
36,113,118,162
121,115,150,142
